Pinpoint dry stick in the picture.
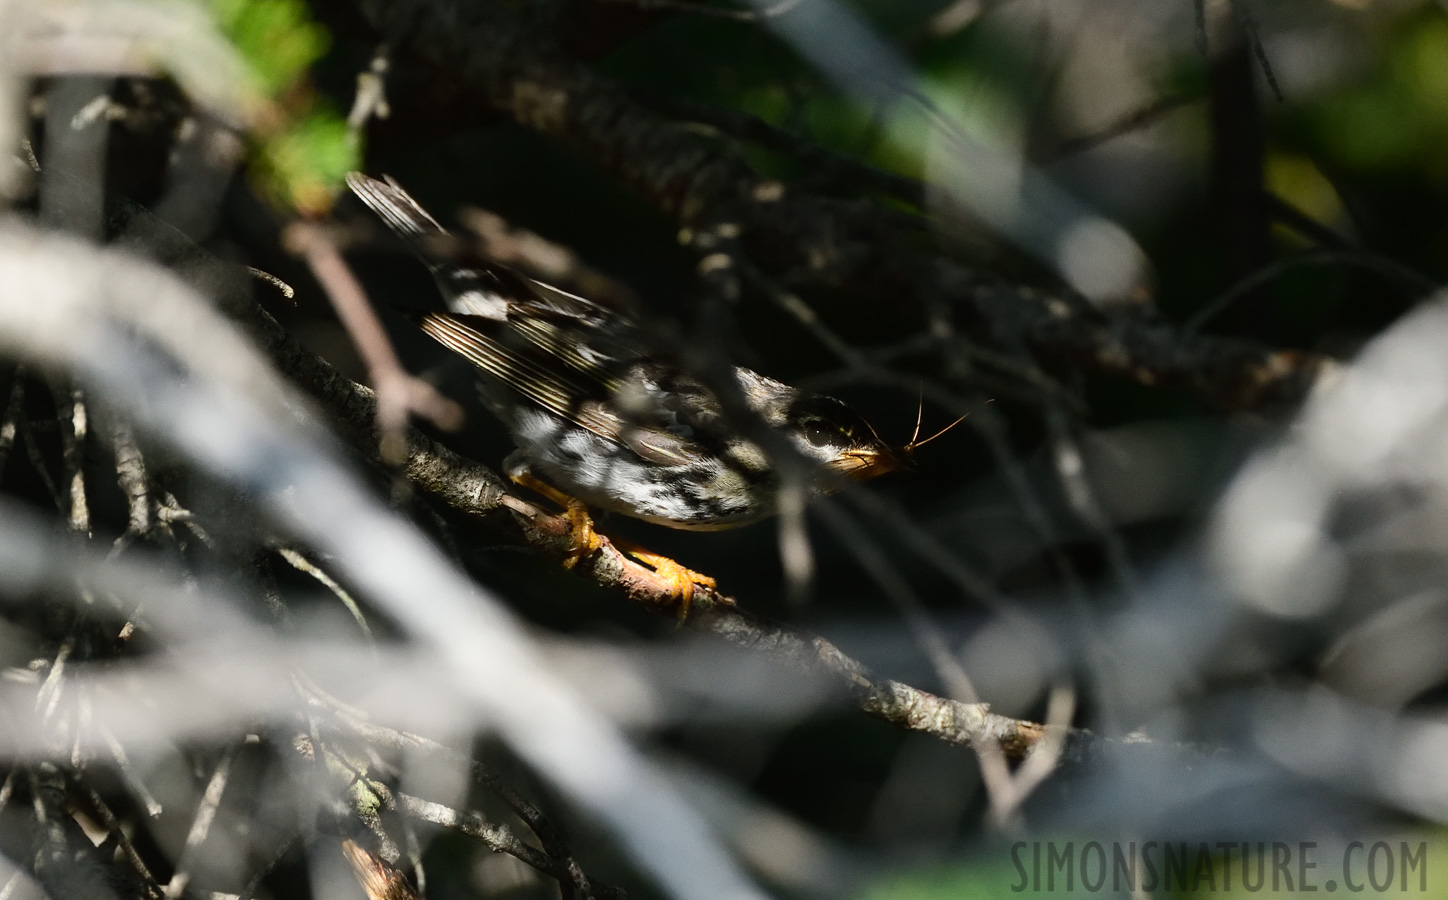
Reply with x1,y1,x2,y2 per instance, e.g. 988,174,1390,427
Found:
1187,247,1436,334
283,223,461,465
275,547,376,647
340,839,420,900
163,744,242,900
1045,406,1141,603
324,709,603,899
391,793,578,881
595,0,803,20
78,777,160,889
738,259,1049,818
0,368,24,481
813,500,979,704
313,729,598,898
593,0,757,21
238,830,302,900
653,96,924,206
246,267,296,301
1231,0,1283,103
346,47,392,133
20,416,64,513
233,298,1047,758
814,497,1038,822
990,683,1076,833
159,491,214,547
1041,93,1196,163
34,639,72,725
108,418,152,558
98,720,164,817
112,421,150,534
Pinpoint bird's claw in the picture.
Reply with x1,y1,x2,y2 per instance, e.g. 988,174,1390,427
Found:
506,466,716,613
561,499,603,568
618,545,716,619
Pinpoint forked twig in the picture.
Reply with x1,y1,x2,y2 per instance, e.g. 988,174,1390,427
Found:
283,222,462,465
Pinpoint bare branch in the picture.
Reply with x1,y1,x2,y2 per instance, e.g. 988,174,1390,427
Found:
283,222,462,465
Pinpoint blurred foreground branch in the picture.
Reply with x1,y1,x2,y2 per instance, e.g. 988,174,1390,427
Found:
0,217,770,900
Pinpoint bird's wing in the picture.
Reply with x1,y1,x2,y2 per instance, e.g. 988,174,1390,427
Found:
347,172,628,327
417,312,704,466
349,172,707,465
346,172,510,320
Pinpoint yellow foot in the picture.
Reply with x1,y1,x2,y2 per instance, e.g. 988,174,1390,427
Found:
561,498,603,568
505,464,716,612
508,468,603,566
615,540,716,618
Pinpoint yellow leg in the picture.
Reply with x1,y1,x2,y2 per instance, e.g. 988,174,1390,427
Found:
506,465,716,612
508,470,602,566
611,537,716,618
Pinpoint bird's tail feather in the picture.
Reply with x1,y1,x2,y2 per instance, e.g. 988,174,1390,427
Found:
345,172,448,250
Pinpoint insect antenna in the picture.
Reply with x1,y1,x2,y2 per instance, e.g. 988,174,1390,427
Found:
906,389,925,448
903,413,968,454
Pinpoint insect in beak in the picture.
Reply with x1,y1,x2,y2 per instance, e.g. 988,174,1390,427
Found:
900,392,971,458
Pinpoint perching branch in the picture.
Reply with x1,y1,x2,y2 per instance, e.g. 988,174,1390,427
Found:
229,290,1051,759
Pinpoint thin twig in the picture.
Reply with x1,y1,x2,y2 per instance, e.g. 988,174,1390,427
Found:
0,367,24,482
594,0,803,20
1045,406,1140,604
1187,248,1439,333
283,222,462,465
340,839,420,900
163,744,242,899
347,47,392,133
21,416,64,513
814,500,979,704
1232,0,1283,103
989,683,1076,832
158,491,214,547
1038,94,1196,163
99,720,163,817
35,639,72,725
394,792,618,899
238,831,302,900
275,547,376,648
651,96,925,206
108,418,151,550
78,777,161,891
318,708,602,900
245,267,295,301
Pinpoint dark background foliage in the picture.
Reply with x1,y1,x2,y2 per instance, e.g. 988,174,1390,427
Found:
3,1,1448,899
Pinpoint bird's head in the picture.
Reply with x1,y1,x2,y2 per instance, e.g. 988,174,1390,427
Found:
783,395,905,486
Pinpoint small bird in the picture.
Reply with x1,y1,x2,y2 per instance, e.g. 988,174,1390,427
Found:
347,172,904,602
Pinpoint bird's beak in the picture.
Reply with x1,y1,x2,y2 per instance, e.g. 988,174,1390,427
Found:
825,446,906,483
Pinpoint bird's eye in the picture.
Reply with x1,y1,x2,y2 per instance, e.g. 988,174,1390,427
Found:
803,420,837,448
